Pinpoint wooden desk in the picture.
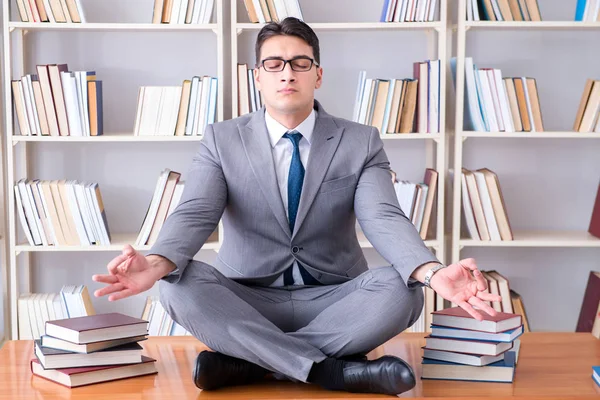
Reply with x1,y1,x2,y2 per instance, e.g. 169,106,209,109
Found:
0,333,599,399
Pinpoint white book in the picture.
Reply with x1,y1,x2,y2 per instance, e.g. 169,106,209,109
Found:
186,77,201,135
477,70,499,132
197,77,211,135
28,294,41,339
45,292,56,321
170,0,183,23
18,294,33,340
352,71,367,122
207,77,218,125
35,181,58,246
285,0,303,19
191,0,202,23
416,0,428,21
169,86,183,134
84,183,107,245
166,182,185,218
428,0,438,21
156,87,177,135
490,0,504,20
76,71,90,136
473,171,501,241
358,78,373,125
179,0,190,23
17,180,43,245
273,0,288,19
133,87,146,135
20,78,37,136
14,185,35,246
191,78,204,135
248,69,257,113
202,0,215,23
521,77,536,132
485,69,504,131
136,169,170,246
88,182,111,245
74,182,98,244
42,0,56,22
66,181,91,245
73,0,86,22
25,181,49,246
493,69,515,132
428,60,440,133
26,75,42,136
252,0,266,23
61,72,84,136
414,184,429,232
461,173,480,240
380,79,396,134
140,86,162,136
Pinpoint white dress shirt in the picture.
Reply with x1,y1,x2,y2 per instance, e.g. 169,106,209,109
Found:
265,108,317,286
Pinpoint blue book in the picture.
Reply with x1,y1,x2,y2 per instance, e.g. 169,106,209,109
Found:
593,366,600,387
575,0,587,21
380,0,391,22
430,324,524,343
422,351,516,383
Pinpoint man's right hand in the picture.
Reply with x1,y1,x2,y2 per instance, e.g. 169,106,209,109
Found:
92,244,174,301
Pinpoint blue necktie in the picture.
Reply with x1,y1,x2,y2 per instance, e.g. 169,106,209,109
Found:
282,131,320,286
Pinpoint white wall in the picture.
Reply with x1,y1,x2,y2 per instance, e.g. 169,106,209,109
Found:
6,0,599,332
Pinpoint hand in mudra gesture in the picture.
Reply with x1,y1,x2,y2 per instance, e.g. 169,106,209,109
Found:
429,258,502,321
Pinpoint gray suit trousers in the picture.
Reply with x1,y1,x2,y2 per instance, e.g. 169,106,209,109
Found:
159,261,424,383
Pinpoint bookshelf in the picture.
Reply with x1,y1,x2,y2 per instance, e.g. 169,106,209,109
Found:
2,0,225,340
450,0,600,329
231,0,450,273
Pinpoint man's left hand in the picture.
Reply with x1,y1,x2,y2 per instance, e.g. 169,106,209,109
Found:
428,258,502,321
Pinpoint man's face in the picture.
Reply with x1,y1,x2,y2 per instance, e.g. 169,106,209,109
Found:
254,35,323,115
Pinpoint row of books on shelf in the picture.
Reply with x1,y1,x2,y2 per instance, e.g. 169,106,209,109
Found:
15,0,85,23
31,312,156,388
458,57,545,133
467,0,541,22
242,0,303,23
380,0,438,22
391,168,438,240
353,60,440,134
575,0,600,22
133,76,218,137
237,64,264,115
15,179,111,247
18,285,95,340
573,79,600,133
12,64,103,137
461,167,513,241
420,306,522,383
142,296,192,336
152,0,215,24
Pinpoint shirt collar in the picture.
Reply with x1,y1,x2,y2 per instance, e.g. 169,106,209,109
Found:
265,108,317,148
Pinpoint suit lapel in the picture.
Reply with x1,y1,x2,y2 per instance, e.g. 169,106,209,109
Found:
238,110,291,238
293,104,344,239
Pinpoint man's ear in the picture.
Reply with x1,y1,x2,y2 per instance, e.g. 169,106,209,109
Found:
315,66,323,89
253,68,261,90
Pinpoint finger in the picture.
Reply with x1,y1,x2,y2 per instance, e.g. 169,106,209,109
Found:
477,291,502,303
95,282,125,298
107,253,130,275
108,288,137,302
468,296,497,317
457,300,483,321
459,259,487,292
122,244,136,257
92,274,119,284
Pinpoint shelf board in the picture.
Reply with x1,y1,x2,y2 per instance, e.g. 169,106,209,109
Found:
236,21,442,31
460,131,600,138
381,133,442,140
8,22,218,32
15,232,220,253
464,21,600,30
460,230,600,248
357,229,438,249
11,134,205,142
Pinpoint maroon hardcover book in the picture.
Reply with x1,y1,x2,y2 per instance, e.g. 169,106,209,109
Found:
576,271,600,332
589,182,600,239
46,313,147,332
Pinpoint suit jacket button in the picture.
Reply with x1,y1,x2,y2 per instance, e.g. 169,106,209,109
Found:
292,246,300,254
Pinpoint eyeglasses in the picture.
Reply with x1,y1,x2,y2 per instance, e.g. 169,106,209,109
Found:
259,56,319,72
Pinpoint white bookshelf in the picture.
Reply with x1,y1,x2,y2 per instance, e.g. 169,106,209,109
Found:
232,0,450,270
1,0,226,340
450,0,600,264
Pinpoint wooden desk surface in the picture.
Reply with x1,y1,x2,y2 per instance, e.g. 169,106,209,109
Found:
1,332,599,399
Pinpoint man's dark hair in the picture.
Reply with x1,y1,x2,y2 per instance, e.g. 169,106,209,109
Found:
255,17,320,66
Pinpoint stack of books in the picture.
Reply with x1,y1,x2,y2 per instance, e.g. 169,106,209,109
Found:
241,0,303,23
380,0,438,22
14,179,111,247
15,0,85,23
152,0,215,24
461,168,513,241
467,0,542,22
421,306,523,383
455,57,544,132
31,313,157,388
573,78,600,133
12,64,102,137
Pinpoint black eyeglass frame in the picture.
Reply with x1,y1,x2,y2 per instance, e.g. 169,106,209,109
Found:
257,56,320,72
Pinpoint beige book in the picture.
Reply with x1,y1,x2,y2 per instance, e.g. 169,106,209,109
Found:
36,65,60,136
58,0,72,22
64,0,81,22
238,64,250,116
40,181,67,246
477,168,513,240
399,80,418,133
266,0,279,21
486,270,514,313
481,0,497,20
573,79,595,131
80,286,96,316
507,0,523,21
417,62,428,133
364,80,377,126
497,0,514,21
243,0,259,22
48,0,67,22
50,180,76,245
579,81,600,132
258,0,272,21
394,80,409,133
162,0,174,23
524,0,541,21
419,168,438,240
35,0,49,21
16,0,29,21
32,81,50,136
503,78,522,131
386,80,404,133
152,0,165,23
11,81,30,136
462,168,490,241
517,0,530,20
525,78,544,131
425,287,435,332
48,64,70,136
513,78,531,131
175,80,192,136
146,171,181,245
482,271,502,311
370,80,390,133
185,0,195,23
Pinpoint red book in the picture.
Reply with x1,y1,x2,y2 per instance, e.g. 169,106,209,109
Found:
589,182,600,239
431,306,522,333
30,356,157,388
45,313,148,344
576,271,600,332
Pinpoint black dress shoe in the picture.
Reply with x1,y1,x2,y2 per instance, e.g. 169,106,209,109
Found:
193,351,269,390
341,355,416,395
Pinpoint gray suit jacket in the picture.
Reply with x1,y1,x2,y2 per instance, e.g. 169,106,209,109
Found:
149,100,440,287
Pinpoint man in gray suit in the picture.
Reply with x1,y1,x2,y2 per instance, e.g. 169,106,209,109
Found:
93,17,501,396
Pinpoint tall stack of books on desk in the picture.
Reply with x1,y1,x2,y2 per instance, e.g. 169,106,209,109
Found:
31,313,157,388
421,306,523,383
